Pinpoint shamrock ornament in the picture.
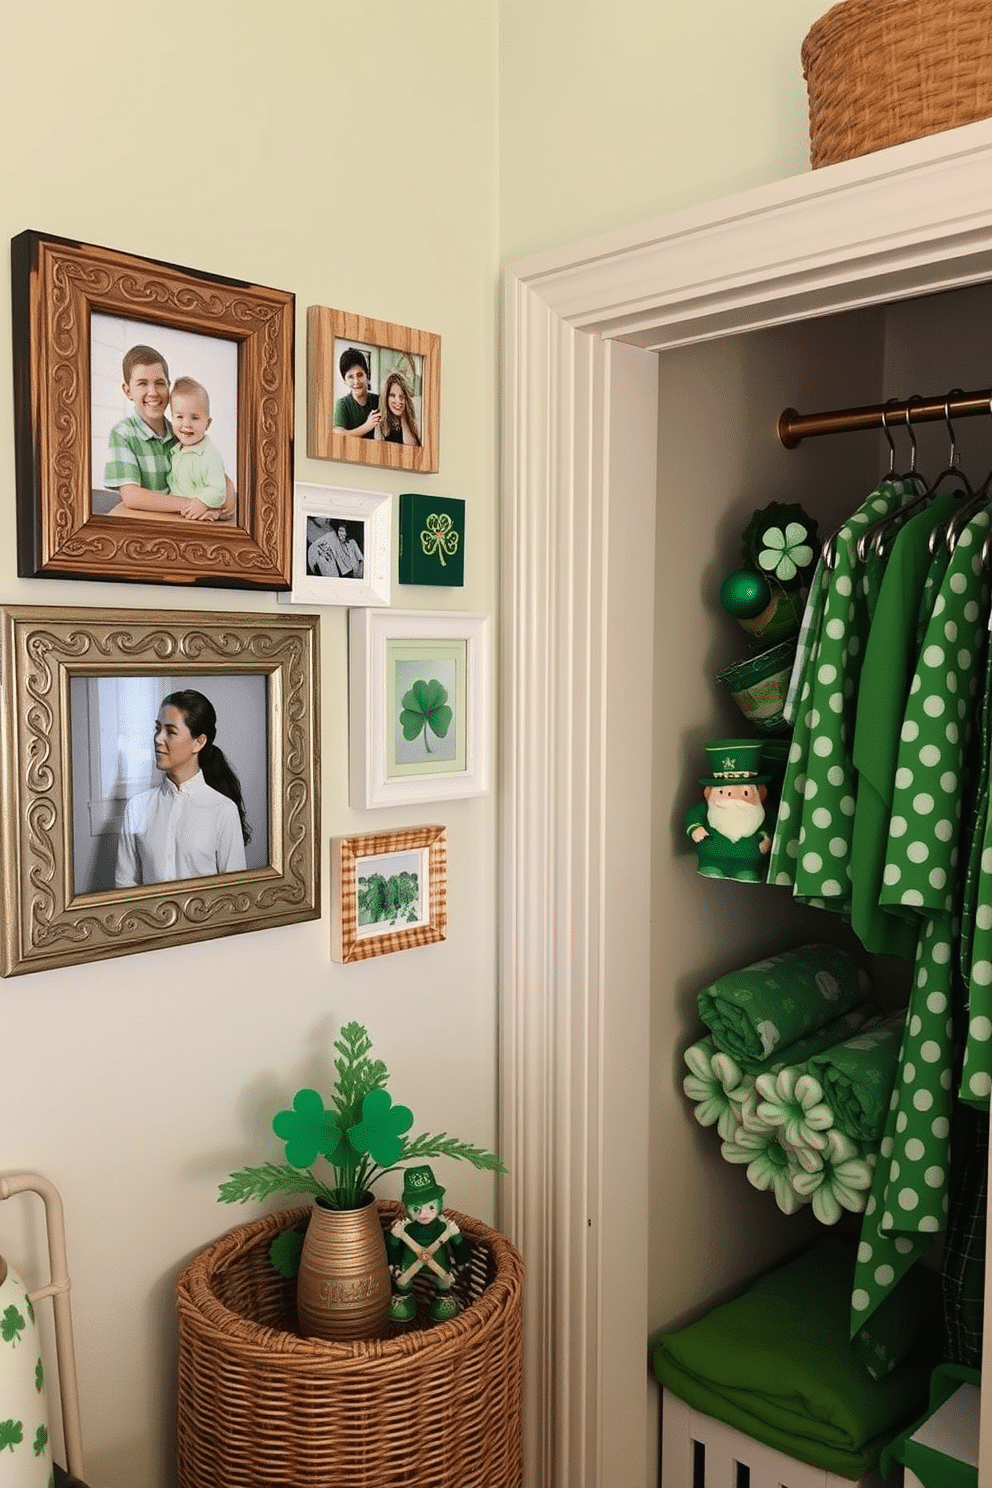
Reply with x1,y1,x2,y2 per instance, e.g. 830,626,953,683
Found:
400,678,452,754
758,521,814,583
420,512,460,568
739,501,819,592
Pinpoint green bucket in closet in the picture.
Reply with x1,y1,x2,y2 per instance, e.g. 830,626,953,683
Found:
717,638,796,736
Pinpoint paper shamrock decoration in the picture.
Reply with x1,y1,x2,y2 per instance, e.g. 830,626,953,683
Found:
219,1020,506,1213
739,502,818,589
720,501,819,644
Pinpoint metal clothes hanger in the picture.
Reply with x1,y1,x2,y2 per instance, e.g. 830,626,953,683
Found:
927,390,987,556
931,393,992,557
855,396,930,562
821,398,905,570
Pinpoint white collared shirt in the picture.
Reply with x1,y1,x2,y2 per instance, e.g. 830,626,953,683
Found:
115,770,246,888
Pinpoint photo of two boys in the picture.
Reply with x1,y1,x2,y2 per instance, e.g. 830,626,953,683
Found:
90,313,239,524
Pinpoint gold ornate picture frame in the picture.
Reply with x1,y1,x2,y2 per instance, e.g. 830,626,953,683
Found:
11,230,294,588
0,606,319,976
307,306,440,473
331,826,446,963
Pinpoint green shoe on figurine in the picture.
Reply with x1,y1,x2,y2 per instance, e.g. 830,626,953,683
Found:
429,1293,462,1322
390,1291,417,1323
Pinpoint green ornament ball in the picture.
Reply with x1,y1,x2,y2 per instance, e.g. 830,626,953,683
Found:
720,569,771,620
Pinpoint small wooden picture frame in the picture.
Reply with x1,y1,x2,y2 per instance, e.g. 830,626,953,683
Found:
307,306,440,473
331,825,447,962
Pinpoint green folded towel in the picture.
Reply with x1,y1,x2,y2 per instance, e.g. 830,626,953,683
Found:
697,943,873,1070
807,1010,905,1142
652,1237,939,1480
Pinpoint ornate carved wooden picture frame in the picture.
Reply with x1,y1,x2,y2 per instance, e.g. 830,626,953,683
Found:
11,231,294,588
0,606,319,976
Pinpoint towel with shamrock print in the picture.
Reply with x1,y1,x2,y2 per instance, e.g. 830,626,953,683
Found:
850,510,990,1364
849,490,962,960
768,480,914,905
696,942,872,1068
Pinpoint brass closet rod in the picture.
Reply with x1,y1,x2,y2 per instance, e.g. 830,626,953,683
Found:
778,387,992,449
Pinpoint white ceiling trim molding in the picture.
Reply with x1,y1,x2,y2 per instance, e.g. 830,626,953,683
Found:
500,118,992,1488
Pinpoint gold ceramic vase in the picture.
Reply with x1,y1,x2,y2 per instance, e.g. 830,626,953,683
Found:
296,1193,391,1342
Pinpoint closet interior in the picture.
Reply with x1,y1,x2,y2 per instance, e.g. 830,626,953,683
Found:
648,275,992,1432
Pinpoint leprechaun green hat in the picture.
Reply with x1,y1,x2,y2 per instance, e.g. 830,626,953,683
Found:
402,1164,446,1208
699,738,771,787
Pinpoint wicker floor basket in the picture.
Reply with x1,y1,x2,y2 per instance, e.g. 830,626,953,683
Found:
175,1202,524,1488
802,0,992,167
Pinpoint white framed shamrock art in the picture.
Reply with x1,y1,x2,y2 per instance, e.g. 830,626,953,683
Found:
348,609,490,808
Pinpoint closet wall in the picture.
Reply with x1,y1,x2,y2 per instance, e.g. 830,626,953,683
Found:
649,279,992,1338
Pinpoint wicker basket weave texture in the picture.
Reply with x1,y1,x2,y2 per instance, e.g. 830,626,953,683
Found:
802,0,992,167
175,1203,524,1488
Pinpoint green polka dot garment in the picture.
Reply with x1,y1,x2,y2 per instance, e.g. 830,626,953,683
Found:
851,509,990,1357
880,508,989,928
769,481,912,907
959,702,992,1107
849,491,961,960
851,916,956,1369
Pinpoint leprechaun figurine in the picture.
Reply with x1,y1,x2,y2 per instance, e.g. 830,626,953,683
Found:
684,739,772,883
387,1165,471,1323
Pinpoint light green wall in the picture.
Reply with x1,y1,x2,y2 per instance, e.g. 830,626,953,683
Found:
0,3,856,1484
0,8,497,1488
498,0,831,262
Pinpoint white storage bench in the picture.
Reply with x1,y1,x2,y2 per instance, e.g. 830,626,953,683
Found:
661,1390,886,1488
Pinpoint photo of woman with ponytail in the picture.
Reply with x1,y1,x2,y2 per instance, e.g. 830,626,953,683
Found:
115,688,251,888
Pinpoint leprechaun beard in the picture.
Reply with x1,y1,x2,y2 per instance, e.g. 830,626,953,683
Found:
706,798,765,843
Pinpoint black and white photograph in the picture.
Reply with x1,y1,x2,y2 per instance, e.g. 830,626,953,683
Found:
307,516,365,579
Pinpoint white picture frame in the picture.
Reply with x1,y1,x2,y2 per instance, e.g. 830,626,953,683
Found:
349,609,491,808
283,482,391,607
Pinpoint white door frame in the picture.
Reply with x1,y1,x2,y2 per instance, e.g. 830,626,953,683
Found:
500,119,992,1488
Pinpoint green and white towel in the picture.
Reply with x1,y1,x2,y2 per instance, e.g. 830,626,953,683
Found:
807,1011,906,1144
697,942,872,1068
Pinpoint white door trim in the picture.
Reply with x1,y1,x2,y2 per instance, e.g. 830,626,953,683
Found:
500,118,992,1488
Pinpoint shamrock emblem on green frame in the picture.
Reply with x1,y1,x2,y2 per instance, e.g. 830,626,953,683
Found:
420,512,460,568
398,493,465,587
